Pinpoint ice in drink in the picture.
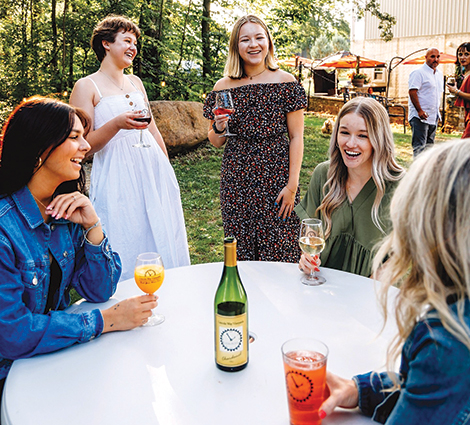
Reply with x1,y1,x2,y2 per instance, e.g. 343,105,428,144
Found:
282,339,328,425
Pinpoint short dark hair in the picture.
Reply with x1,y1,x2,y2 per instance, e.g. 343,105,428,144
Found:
91,15,141,62
0,97,90,196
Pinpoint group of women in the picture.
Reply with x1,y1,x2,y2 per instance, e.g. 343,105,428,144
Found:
0,13,469,425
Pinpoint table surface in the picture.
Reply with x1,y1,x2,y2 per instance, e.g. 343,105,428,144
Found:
2,262,398,425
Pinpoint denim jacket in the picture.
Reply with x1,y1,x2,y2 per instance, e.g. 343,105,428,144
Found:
0,186,122,380
353,299,470,425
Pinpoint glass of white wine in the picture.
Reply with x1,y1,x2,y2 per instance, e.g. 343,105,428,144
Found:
299,218,326,286
134,252,165,326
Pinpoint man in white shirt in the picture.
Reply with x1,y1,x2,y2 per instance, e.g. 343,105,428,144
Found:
408,48,443,157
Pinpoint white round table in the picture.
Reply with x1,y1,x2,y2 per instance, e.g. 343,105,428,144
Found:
1,262,397,425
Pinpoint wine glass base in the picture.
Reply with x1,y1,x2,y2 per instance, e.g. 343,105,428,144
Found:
143,313,165,327
132,143,151,148
300,275,326,286
220,132,237,138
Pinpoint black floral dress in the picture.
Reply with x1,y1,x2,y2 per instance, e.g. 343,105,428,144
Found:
203,81,307,262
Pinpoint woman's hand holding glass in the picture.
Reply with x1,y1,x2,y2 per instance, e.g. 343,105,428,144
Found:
101,294,159,333
318,372,359,420
299,218,326,285
299,253,321,275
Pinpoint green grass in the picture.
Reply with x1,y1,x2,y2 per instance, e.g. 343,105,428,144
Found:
172,114,460,265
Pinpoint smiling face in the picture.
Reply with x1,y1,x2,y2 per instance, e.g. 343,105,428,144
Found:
237,22,269,67
337,112,373,173
103,30,137,68
39,115,91,187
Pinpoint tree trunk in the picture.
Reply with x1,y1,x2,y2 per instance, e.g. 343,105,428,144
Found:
202,0,210,80
175,0,192,72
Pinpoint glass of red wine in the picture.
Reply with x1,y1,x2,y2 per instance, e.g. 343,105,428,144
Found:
214,91,237,137
133,100,152,148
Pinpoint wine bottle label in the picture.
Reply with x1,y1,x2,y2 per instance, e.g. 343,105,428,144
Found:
215,313,248,367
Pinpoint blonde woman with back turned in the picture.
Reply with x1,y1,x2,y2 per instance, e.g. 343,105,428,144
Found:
295,97,404,277
318,140,470,424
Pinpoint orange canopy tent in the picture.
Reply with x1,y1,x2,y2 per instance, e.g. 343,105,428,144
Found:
401,52,456,65
316,51,386,69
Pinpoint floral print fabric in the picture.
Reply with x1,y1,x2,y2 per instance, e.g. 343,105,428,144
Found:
204,81,307,262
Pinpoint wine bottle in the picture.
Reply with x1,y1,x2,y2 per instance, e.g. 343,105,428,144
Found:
214,237,248,372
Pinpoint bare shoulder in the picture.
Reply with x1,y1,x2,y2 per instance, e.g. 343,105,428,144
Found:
213,77,235,91
73,75,96,92
275,69,297,83
127,73,143,85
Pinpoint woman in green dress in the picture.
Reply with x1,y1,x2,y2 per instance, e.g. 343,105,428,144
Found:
295,97,404,277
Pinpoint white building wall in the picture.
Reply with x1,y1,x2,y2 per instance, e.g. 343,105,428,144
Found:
352,0,470,100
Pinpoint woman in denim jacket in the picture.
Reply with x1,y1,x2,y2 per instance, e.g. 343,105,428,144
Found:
318,140,470,424
0,97,158,402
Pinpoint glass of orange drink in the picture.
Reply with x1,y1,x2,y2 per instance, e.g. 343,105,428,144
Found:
134,252,165,326
282,338,329,425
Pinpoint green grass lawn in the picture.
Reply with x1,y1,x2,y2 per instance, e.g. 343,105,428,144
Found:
172,114,460,265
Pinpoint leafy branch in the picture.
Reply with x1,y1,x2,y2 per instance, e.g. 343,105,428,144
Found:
354,0,396,42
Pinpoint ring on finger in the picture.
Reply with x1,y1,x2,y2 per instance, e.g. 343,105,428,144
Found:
72,195,76,201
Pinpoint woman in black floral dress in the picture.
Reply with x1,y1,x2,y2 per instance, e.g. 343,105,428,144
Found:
203,15,306,262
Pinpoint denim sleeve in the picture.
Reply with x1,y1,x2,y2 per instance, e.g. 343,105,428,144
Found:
382,324,470,425
71,229,122,303
353,371,398,418
0,237,106,361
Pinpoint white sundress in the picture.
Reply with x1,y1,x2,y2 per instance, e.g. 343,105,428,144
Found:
88,77,190,280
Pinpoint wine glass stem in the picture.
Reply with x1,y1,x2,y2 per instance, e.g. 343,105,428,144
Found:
140,129,143,144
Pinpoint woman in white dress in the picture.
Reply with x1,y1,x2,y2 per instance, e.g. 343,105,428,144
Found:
70,15,190,280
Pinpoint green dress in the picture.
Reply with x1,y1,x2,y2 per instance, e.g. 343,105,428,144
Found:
294,161,397,277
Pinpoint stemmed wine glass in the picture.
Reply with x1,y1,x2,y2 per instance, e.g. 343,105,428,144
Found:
214,91,237,137
447,76,457,99
133,100,152,148
134,252,165,326
299,218,326,286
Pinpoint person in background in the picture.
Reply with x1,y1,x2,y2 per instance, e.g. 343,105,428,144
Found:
0,97,158,409
296,97,404,277
408,47,443,157
203,15,306,262
319,139,470,424
447,42,470,138
70,15,190,280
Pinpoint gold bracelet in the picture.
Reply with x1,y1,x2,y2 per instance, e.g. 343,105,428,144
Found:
286,185,296,194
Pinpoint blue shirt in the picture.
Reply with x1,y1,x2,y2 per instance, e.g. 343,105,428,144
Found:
0,186,122,380
353,299,470,424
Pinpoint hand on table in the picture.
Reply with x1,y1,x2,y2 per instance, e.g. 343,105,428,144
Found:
319,372,359,419
299,253,321,275
101,295,159,333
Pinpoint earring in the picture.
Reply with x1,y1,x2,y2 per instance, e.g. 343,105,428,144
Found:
35,157,42,168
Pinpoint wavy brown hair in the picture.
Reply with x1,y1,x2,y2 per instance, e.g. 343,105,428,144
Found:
373,139,470,379
91,15,141,62
319,97,404,238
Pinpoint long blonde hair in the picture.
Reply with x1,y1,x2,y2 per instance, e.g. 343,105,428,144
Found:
224,15,278,79
319,97,404,238
373,139,470,375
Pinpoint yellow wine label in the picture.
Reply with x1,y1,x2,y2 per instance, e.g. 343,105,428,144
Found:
215,313,248,367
